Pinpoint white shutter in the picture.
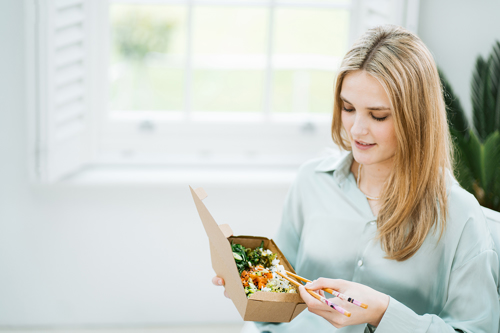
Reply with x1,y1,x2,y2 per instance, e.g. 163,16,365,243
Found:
350,0,420,43
30,0,95,182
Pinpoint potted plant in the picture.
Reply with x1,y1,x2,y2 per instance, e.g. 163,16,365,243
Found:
440,41,500,211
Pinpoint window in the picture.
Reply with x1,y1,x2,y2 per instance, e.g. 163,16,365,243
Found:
26,0,419,182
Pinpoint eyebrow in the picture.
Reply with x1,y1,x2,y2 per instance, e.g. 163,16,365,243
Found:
340,95,391,111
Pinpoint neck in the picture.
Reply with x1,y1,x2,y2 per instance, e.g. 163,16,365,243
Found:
352,156,393,197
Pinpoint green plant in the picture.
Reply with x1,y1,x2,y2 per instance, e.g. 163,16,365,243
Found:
440,40,500,211
112,9,174,62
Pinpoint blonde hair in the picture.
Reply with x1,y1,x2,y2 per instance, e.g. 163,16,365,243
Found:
332,24,453,261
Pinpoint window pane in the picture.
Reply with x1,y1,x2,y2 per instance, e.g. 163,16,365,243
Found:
274,8,349,56
272,7,349,113
310,70,335,114
109,4,187,111
192,69,265,112
272,69,334,114
192,6,268,112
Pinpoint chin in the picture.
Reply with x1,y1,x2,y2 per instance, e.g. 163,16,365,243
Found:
352,150,375,165
354,151,395,167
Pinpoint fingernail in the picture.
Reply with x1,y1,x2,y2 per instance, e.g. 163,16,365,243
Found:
218,279,223,286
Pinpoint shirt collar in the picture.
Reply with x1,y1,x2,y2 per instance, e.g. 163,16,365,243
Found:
315,150,459,191
314,150,353,186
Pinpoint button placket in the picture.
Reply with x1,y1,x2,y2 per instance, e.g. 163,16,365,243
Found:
354,220,377,279
352,220,376,281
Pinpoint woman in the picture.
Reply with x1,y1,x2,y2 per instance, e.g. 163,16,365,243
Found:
213,24,499,332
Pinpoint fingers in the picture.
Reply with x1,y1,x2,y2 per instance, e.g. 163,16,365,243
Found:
299,286,342,316
212,276,230,299
299,285,327,309
212,276,225,286
304,277,347,292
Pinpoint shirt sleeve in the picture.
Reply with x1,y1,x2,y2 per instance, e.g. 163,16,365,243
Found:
254,177,305,332
375,249,499,333
273,177,304,270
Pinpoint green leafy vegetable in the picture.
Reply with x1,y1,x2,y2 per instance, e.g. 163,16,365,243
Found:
246,241,264,267
232,240,297,297
231,242,249,274
232,240,279,275
260,251,278,268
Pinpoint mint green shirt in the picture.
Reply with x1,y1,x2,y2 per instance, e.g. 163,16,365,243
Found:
256,151,499,333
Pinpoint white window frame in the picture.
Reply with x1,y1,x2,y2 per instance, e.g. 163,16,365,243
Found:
26,0,419,183
97,0,354,168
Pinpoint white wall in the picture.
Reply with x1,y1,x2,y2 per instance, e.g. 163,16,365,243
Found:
418,0,500,119
1,0,500,329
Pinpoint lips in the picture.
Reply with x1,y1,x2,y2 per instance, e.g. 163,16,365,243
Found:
356,140,375,146
354,140,376,150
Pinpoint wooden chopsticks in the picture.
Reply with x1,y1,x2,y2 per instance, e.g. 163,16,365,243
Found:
285,270,368,309
276,271,351,317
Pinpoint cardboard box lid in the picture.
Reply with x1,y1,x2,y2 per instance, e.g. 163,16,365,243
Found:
190,186,306,322
190,186,248,317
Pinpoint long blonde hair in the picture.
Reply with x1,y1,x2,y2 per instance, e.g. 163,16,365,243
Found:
332,24,453,261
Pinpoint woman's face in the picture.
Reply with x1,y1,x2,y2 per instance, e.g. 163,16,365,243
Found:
340,70,397,167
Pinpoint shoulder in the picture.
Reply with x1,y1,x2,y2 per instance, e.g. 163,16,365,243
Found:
447,181,486,231
446,181,496,268
286,155,325,194
283,150,350,211
297,155,330,175
295,150,349,182
283,151,344,198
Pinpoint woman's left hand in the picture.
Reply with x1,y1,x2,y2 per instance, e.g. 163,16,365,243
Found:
298,278,390,329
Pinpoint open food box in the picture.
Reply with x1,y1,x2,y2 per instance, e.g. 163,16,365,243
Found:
190,186,306,322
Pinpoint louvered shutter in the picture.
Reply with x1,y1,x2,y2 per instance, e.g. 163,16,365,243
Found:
32,0,94,182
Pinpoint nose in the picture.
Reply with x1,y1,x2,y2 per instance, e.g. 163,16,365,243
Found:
350,113,369,137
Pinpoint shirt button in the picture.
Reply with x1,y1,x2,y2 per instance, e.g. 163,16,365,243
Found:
357,260,363,267
370,221,376,225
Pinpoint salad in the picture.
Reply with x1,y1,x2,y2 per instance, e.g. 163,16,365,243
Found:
231,241,297,298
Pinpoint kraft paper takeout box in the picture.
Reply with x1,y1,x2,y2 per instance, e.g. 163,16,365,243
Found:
190,185,306,323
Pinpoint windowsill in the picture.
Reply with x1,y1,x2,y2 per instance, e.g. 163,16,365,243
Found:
62,165,300,186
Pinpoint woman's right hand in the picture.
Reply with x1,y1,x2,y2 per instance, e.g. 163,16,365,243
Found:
212,276,230,299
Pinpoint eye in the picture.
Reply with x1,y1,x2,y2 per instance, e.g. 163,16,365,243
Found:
342,106,354,112
372,115,388,122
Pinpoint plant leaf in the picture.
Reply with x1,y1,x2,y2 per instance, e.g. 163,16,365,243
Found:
451,131,475,193
489,41,500,132
472,55,496,141
439,68,469,136
452,129,483,189
481,131,500,210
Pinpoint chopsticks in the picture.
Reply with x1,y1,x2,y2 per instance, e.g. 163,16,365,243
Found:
276,271,351,317
286,270,368,309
